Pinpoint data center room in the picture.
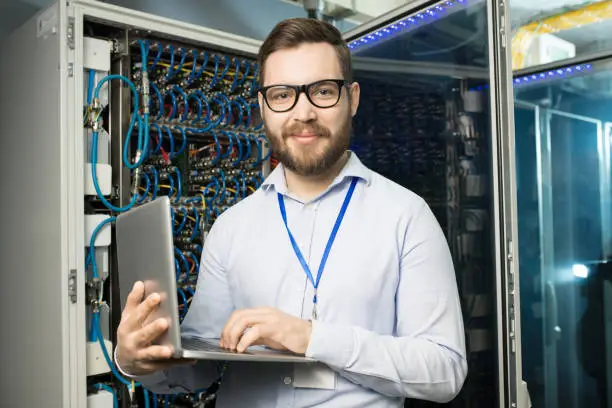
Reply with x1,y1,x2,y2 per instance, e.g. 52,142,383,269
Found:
0,0,553,407
512,59,612,408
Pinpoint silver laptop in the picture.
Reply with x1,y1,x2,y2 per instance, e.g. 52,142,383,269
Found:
115,196,314,364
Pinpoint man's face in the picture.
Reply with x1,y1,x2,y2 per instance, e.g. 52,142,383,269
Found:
258,42,360,176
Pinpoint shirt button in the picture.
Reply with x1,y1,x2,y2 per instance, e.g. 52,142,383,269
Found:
283,376,292,385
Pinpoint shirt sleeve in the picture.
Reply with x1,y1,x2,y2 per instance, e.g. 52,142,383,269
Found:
117,217,236,395
305,200,467,403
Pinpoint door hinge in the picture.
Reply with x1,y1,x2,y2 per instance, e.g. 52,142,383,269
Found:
499,0,507,48
68,269,77,303
67,16,75,49
507,240,516,353
67,62,73,77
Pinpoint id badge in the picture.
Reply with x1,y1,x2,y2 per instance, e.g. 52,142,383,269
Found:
292,363,336,390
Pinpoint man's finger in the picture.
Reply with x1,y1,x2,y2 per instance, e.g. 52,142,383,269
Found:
221,308,270,348
224,313,269,350
134,317,169,347
132,292,162,326
236,325,263,353
122,281,145,318
136,345,175,361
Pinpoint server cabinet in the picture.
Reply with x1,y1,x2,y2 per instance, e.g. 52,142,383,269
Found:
342,1,526,407
0,1,262,407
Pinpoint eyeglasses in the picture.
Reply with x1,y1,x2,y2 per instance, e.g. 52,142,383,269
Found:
259,79,349,113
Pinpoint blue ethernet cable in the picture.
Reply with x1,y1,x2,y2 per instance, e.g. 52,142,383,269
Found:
177,288,188,319
149,42,163,72
238,59,250,87
87,70,96,105
187,49,198,83
150,82,164,121
217,55,231,84
230,57,240,91
172,167,182,203
239,132,252,162
235,96,251,129
166,170,175,199
187,92,203,123
171,85,189,122
193,90,213,126
248,134,263,168
175,47,187,73
215,92,232,127
90,74,142,212
150,123,163,155
187,251,200,273
187,50,209,85
175,248,189,282
231,98,244,128
230,132,243,167
163,90,178,121
161,125,175,159
217,130,233,161
203,178,220,206
173,207,188,235
147,167,159,200
165,44,176,81
237,170,247,198
230,176,241,204
137,172,151,203
208,55,221,88
174,126,187,157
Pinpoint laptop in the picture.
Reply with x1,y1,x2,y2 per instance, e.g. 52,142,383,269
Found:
115,196,314,364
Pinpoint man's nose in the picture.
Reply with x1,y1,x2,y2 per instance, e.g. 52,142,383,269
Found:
291,92,317,122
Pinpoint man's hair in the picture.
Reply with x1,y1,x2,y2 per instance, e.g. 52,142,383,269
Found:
257,18,353,85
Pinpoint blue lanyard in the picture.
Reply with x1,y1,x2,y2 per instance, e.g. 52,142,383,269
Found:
277,177,358,319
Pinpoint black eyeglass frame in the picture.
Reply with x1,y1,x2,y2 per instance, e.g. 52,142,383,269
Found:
258,79,350,113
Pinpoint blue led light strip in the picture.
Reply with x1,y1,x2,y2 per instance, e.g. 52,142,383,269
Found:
347,0,468,52
513,63,594,87
469,63,595,91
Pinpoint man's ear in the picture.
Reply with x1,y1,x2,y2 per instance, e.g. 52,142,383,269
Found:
349,82,360,117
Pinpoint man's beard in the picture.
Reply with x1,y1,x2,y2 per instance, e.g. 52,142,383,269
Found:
266,114,352,177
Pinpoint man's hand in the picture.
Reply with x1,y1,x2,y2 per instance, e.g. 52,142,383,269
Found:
115,281,195,376
220,307,312,354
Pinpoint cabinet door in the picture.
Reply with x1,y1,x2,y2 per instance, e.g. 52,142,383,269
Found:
514,60,612,408
343,0,526,406
0,2,78,408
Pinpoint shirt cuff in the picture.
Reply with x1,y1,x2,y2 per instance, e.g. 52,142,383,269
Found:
113,346,167,384
304,320,356,369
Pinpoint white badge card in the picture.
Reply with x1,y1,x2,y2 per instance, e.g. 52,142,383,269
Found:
293,363,336,390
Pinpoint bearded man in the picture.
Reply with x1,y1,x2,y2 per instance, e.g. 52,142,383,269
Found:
115,17,467,408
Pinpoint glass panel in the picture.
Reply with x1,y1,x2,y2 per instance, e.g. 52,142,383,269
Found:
514,61,612,408
510,1,612,71
347,0,499,406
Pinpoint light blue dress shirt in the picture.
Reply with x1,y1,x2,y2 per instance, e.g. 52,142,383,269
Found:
130,152,467,407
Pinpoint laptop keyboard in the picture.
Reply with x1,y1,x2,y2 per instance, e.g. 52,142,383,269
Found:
181,337,228,352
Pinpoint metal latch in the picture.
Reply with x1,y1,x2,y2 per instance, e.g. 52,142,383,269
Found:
67,17,74,49
68,269,77,303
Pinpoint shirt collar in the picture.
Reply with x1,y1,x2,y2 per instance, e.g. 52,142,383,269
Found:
261,151,372,195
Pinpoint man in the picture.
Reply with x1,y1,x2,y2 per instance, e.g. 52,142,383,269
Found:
115,17,467,407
